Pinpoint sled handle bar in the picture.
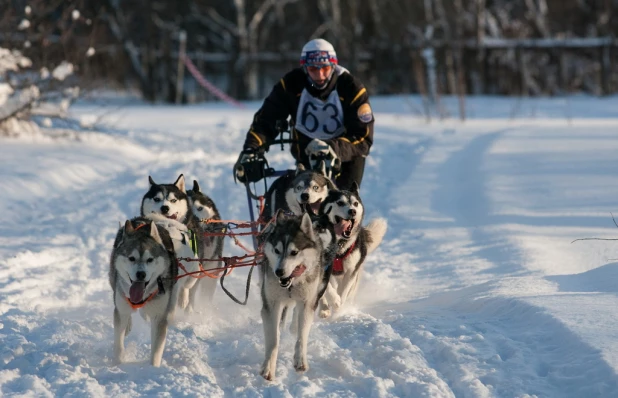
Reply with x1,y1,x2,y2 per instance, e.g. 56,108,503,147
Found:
244,168,289,201
271,138,296,145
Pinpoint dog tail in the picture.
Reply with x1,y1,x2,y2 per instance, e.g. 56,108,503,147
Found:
365,217,388,254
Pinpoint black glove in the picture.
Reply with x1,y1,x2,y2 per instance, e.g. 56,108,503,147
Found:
233,147,265,184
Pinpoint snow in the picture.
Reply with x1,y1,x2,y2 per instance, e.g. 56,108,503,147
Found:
0,48,31,75
2,94,618,396
0,83,13,106
52,61,74,81
17,19,30,30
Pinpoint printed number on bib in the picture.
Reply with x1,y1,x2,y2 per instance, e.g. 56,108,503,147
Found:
301,102,342,135
295,89,345,140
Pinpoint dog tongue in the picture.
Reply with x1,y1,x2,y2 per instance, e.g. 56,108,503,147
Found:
129,281,146,303
291,264,306,277
310,201,321,214
334,220,351,236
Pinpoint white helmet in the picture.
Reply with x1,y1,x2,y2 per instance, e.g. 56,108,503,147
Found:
300,39,338,89
300,38,338,67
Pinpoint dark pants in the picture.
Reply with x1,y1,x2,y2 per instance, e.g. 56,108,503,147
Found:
336,156,365,191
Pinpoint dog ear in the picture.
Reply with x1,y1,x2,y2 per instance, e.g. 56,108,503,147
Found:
149,221,164,246
326,177,337,191
118,220,134,246
295,163,306,176
124,220,135,234
174,174,186,193
351,182,360,195
192,179,200,193
148,176,157,186
318,160,327,177
276,209,288,225
300,213,315,242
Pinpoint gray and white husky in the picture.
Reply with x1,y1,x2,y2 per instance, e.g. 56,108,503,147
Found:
318,183,388,318
263,165,336,221
259,212,331,380
140,174,212,311
109,217,190,367
186,179,224,303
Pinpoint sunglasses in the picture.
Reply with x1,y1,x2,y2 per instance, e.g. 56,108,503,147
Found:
306,64,333,73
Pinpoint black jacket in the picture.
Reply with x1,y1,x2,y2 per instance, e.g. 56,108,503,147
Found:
243,67,374,165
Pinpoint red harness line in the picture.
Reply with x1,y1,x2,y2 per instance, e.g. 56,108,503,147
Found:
333,241,357,274
123,211,267,306
173,209,275,281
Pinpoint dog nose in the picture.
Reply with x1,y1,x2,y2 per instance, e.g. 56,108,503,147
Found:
300,193,309,202
135,271,146,281
348,209,356,216
275,269,284,277
161,205,169,214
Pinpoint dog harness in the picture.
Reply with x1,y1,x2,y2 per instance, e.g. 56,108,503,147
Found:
125,291,158,310
124,277,166,310
332,241,356,275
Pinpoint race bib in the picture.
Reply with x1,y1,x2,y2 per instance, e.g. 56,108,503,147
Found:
294,89,345,139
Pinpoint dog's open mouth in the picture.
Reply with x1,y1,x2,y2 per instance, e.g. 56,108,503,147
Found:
301,200,322,215
278,264,306,287
129,279,150,303
334,216,355,239
166,213,178,220
279,277,292,288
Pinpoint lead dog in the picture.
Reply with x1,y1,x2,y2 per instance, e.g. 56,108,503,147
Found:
259,212,331,380
109,215,196,366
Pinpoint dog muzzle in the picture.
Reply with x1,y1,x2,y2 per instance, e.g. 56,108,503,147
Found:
278,264,306,288
129,280,150,303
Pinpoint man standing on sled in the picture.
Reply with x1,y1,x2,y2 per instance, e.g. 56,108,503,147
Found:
234,38,374,191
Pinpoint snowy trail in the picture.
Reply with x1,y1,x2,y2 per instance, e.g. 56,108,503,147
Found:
366,120,618,397
3,99,618,396
2,111,455,396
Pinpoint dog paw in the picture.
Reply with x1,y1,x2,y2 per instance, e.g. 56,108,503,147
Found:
294,359,308,373
178,288,190,309
260,363,275,381
332,297,342,312
113,350,124,365
319,308,331,318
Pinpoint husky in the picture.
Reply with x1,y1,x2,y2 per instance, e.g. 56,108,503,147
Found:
259,212,331,380
109,217,185,367
140,174,209,311
317,183,388,318
262,164,336,220
285,166,336,216
186,179,224,303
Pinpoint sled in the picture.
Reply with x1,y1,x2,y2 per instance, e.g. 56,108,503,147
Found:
237,120,297,251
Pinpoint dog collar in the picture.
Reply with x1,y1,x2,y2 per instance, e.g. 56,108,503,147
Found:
125,277,165,309
333,241,356,275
